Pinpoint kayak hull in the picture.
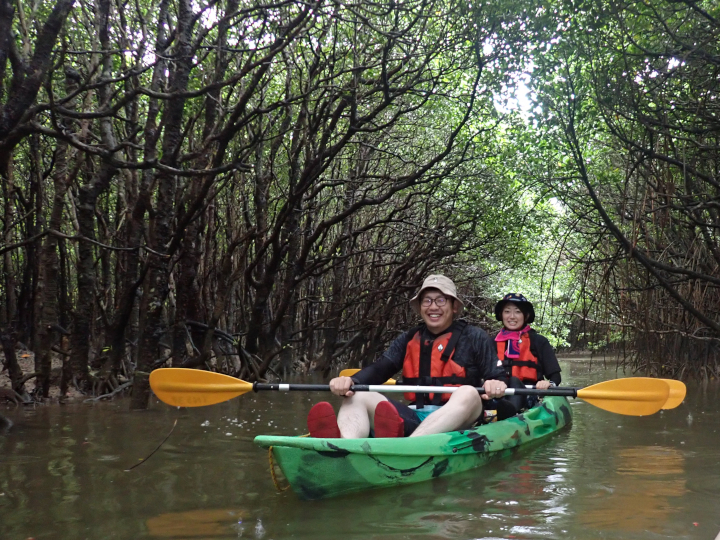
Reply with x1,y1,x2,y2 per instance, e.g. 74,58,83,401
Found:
254,396,572,499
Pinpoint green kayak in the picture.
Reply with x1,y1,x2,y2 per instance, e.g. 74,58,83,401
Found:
254,396,572,499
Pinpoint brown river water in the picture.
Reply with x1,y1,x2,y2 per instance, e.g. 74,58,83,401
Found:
1,358,719,540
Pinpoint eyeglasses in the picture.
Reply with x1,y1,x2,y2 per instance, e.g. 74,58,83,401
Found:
421,296,449,308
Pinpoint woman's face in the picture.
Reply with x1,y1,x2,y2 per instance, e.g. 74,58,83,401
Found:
502,304,525,331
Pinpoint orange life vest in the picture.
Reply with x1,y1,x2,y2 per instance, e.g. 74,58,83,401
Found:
402,320,470,405
496,332,540,384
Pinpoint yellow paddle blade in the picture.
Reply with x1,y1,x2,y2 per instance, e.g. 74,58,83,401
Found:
577,378,669,416
660,379,686,409
339,368,396,385
619,378,686,410
149,368,254,407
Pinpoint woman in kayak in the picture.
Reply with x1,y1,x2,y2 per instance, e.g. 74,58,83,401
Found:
493,293,561,412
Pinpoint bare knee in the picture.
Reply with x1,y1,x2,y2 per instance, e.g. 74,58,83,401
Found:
447,386,483,413
336,392,388,438
340,392,387,414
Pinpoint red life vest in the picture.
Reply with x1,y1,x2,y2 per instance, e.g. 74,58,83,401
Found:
402,320,470,405
496,332,540,384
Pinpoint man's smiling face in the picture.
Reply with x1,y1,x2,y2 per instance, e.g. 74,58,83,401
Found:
419,289,457,334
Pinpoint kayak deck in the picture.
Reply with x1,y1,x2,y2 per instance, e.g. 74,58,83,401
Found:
254,396,572,499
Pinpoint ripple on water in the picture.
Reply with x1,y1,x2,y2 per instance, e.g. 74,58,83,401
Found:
398,511,480,538
0,455,42,465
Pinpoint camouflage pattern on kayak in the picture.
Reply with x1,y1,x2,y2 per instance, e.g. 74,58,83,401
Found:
254,396,572,499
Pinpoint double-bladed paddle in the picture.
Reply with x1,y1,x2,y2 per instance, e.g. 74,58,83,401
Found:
149,368,681,416
338,369,686,410
339,369,397,384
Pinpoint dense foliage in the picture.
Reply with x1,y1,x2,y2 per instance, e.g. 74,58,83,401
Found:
1,0,718,404
528,0,720,378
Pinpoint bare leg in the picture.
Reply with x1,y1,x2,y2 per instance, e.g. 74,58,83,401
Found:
336,392,389,438
410,386,483,437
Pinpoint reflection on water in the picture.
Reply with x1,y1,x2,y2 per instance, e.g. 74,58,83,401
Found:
1,360,720,540
580,446,687,533
616,446,685,476
146,508,246,538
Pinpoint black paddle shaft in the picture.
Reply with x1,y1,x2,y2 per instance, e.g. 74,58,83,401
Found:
253,382,579,398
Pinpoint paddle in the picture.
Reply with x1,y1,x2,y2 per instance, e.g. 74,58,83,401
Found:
654,378,686,409
338,369,686,410
338,368,396,384
149,368,670,416
664,379,686,408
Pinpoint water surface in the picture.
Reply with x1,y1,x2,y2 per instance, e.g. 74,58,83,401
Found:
1,359,719,540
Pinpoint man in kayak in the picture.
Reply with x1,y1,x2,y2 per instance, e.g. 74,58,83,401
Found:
307,275,508,438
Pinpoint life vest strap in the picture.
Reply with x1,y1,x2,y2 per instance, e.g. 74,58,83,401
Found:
417,331,433,409
440,320,468,362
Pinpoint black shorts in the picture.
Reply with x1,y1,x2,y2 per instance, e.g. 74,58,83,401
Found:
385,398,422,437
384,398,487,435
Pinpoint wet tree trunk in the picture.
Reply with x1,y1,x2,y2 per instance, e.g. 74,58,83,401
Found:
0,0,76,382
171,206,203,366
132,0,194,409
316,169,359,376
98,13,166,388
33,155,72,397
69,0,118,392
0,330,24,395
0,171,22,385
16,137,43,345
245,141,271,359
33,70,85,397
2,158,17,327
171,0,238,369
71,164,115,391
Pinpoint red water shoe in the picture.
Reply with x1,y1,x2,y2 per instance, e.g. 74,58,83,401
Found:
374,401,404,438
307,402,341,438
